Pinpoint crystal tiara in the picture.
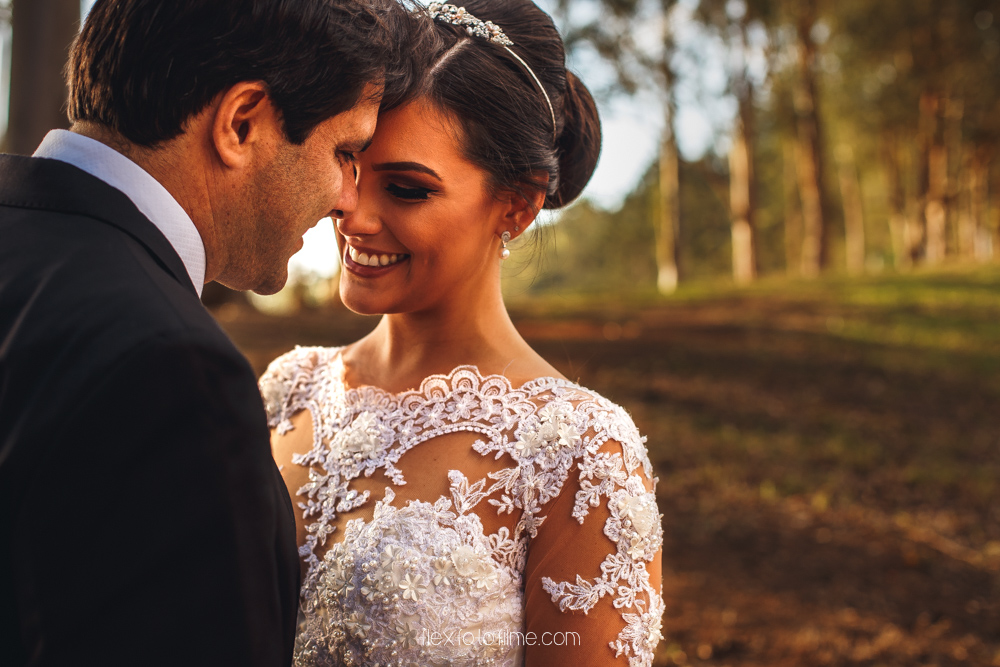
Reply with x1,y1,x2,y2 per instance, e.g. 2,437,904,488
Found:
427,2,558,143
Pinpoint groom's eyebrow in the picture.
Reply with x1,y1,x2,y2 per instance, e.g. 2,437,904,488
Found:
372,162,441,180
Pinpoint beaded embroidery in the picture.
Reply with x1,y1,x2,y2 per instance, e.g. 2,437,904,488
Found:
261,346,664,666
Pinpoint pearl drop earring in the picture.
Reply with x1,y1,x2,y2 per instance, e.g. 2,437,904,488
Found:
500,231,511,260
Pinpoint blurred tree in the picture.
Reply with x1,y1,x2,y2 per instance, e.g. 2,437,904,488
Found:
2,0,79,154
695,0,780,284
509,167,659,296
832,0,1000,267
502,155,733,298
557,0,683,293
835,144,865,274
554,0,1000,287
790,0,828,277
781,138,802,272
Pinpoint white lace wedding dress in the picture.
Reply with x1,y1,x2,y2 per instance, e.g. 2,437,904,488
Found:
260,346,664,667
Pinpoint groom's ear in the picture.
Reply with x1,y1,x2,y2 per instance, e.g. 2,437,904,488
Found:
211,81,282,169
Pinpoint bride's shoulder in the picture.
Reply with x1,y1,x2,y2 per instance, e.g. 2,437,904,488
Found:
532,377,640,431
258,345,344,428
519,377,654,478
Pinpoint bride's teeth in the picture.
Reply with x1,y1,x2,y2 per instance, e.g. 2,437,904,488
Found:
347,246,408,268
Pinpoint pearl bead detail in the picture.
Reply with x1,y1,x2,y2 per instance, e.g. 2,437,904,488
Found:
500,231,511,260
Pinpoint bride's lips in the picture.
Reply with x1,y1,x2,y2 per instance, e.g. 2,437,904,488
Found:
342,244,409,277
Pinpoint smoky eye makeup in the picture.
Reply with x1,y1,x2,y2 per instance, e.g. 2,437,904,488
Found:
385,182,436,201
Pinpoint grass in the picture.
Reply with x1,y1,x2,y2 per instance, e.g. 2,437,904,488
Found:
215,264,1000,666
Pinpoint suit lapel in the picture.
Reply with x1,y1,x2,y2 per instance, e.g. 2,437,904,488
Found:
0,154,199,297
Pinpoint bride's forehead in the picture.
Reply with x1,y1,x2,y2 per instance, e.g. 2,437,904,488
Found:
368,102,478,172
375,98,463,144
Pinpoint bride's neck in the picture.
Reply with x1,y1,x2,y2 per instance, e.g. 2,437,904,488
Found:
345,285,551,393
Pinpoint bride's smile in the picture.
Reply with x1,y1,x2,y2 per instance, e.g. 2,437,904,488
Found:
267,2,663,665
335,97,518,317
343,243,409,270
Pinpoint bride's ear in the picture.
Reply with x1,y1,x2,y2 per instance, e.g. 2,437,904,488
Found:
498,174,549,239
210,81,281,169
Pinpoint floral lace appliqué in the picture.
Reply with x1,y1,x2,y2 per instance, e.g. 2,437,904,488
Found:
260,346,664,667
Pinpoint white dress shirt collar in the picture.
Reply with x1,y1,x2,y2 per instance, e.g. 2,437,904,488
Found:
33,130,206,297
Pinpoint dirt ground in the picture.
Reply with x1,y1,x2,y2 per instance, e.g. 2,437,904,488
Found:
213,281,1000,666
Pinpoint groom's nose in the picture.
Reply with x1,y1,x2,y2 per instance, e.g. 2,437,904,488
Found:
330,163,359,218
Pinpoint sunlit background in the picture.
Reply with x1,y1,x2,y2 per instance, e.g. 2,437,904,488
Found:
70,0,734,285
5,1,1000,664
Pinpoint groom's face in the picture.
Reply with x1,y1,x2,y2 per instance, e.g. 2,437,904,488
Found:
227,88,380,295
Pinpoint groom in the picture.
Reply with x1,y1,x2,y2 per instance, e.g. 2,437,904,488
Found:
0,0,413,664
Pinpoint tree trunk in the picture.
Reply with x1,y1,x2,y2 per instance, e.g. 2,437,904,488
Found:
994,194,1000,262
918,90,949,265
794,3,827,278
796,131,825,277
729,93,757,284
901,139,926,265
925,143,948,264
882,132,909,269
945,96,964,257
989,159,1000,261
3,0,80,154
957,147,992,262
783,139,803,275
958,147,990,261
656,120,680,294
957,148,976,260
970,152,991,261
835,145,865,275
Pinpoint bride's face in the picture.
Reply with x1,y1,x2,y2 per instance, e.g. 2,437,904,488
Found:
335,97,506,315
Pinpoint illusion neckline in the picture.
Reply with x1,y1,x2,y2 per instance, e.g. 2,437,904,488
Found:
322,346,581,401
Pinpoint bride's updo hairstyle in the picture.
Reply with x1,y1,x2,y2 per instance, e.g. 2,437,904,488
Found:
412,0,601,209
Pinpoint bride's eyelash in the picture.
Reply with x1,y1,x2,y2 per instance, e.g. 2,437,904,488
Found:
386,183,435,201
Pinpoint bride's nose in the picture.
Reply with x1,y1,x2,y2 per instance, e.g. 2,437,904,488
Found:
336,196,382,239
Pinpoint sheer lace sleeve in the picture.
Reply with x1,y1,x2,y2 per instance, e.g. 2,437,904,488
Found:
523,416,664,666
259,346,334,434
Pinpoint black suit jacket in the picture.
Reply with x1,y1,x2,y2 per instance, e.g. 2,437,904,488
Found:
0,154,299,666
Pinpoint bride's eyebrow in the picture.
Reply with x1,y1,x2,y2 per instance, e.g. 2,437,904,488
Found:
372,162,441,181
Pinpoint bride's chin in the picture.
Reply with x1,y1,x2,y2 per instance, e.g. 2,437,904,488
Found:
340,280,428,316
339,296,384,316
339,288,393,316
342,295,421,317
341,303,380,316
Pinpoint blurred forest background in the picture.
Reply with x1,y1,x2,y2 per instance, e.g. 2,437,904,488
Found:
3,0,1000,664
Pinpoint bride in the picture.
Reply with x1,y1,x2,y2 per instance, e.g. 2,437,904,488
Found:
261,1,664,665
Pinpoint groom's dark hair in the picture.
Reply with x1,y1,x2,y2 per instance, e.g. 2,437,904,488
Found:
67,0,417,146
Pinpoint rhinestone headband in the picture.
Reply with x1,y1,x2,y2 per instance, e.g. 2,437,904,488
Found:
427,2,558,143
